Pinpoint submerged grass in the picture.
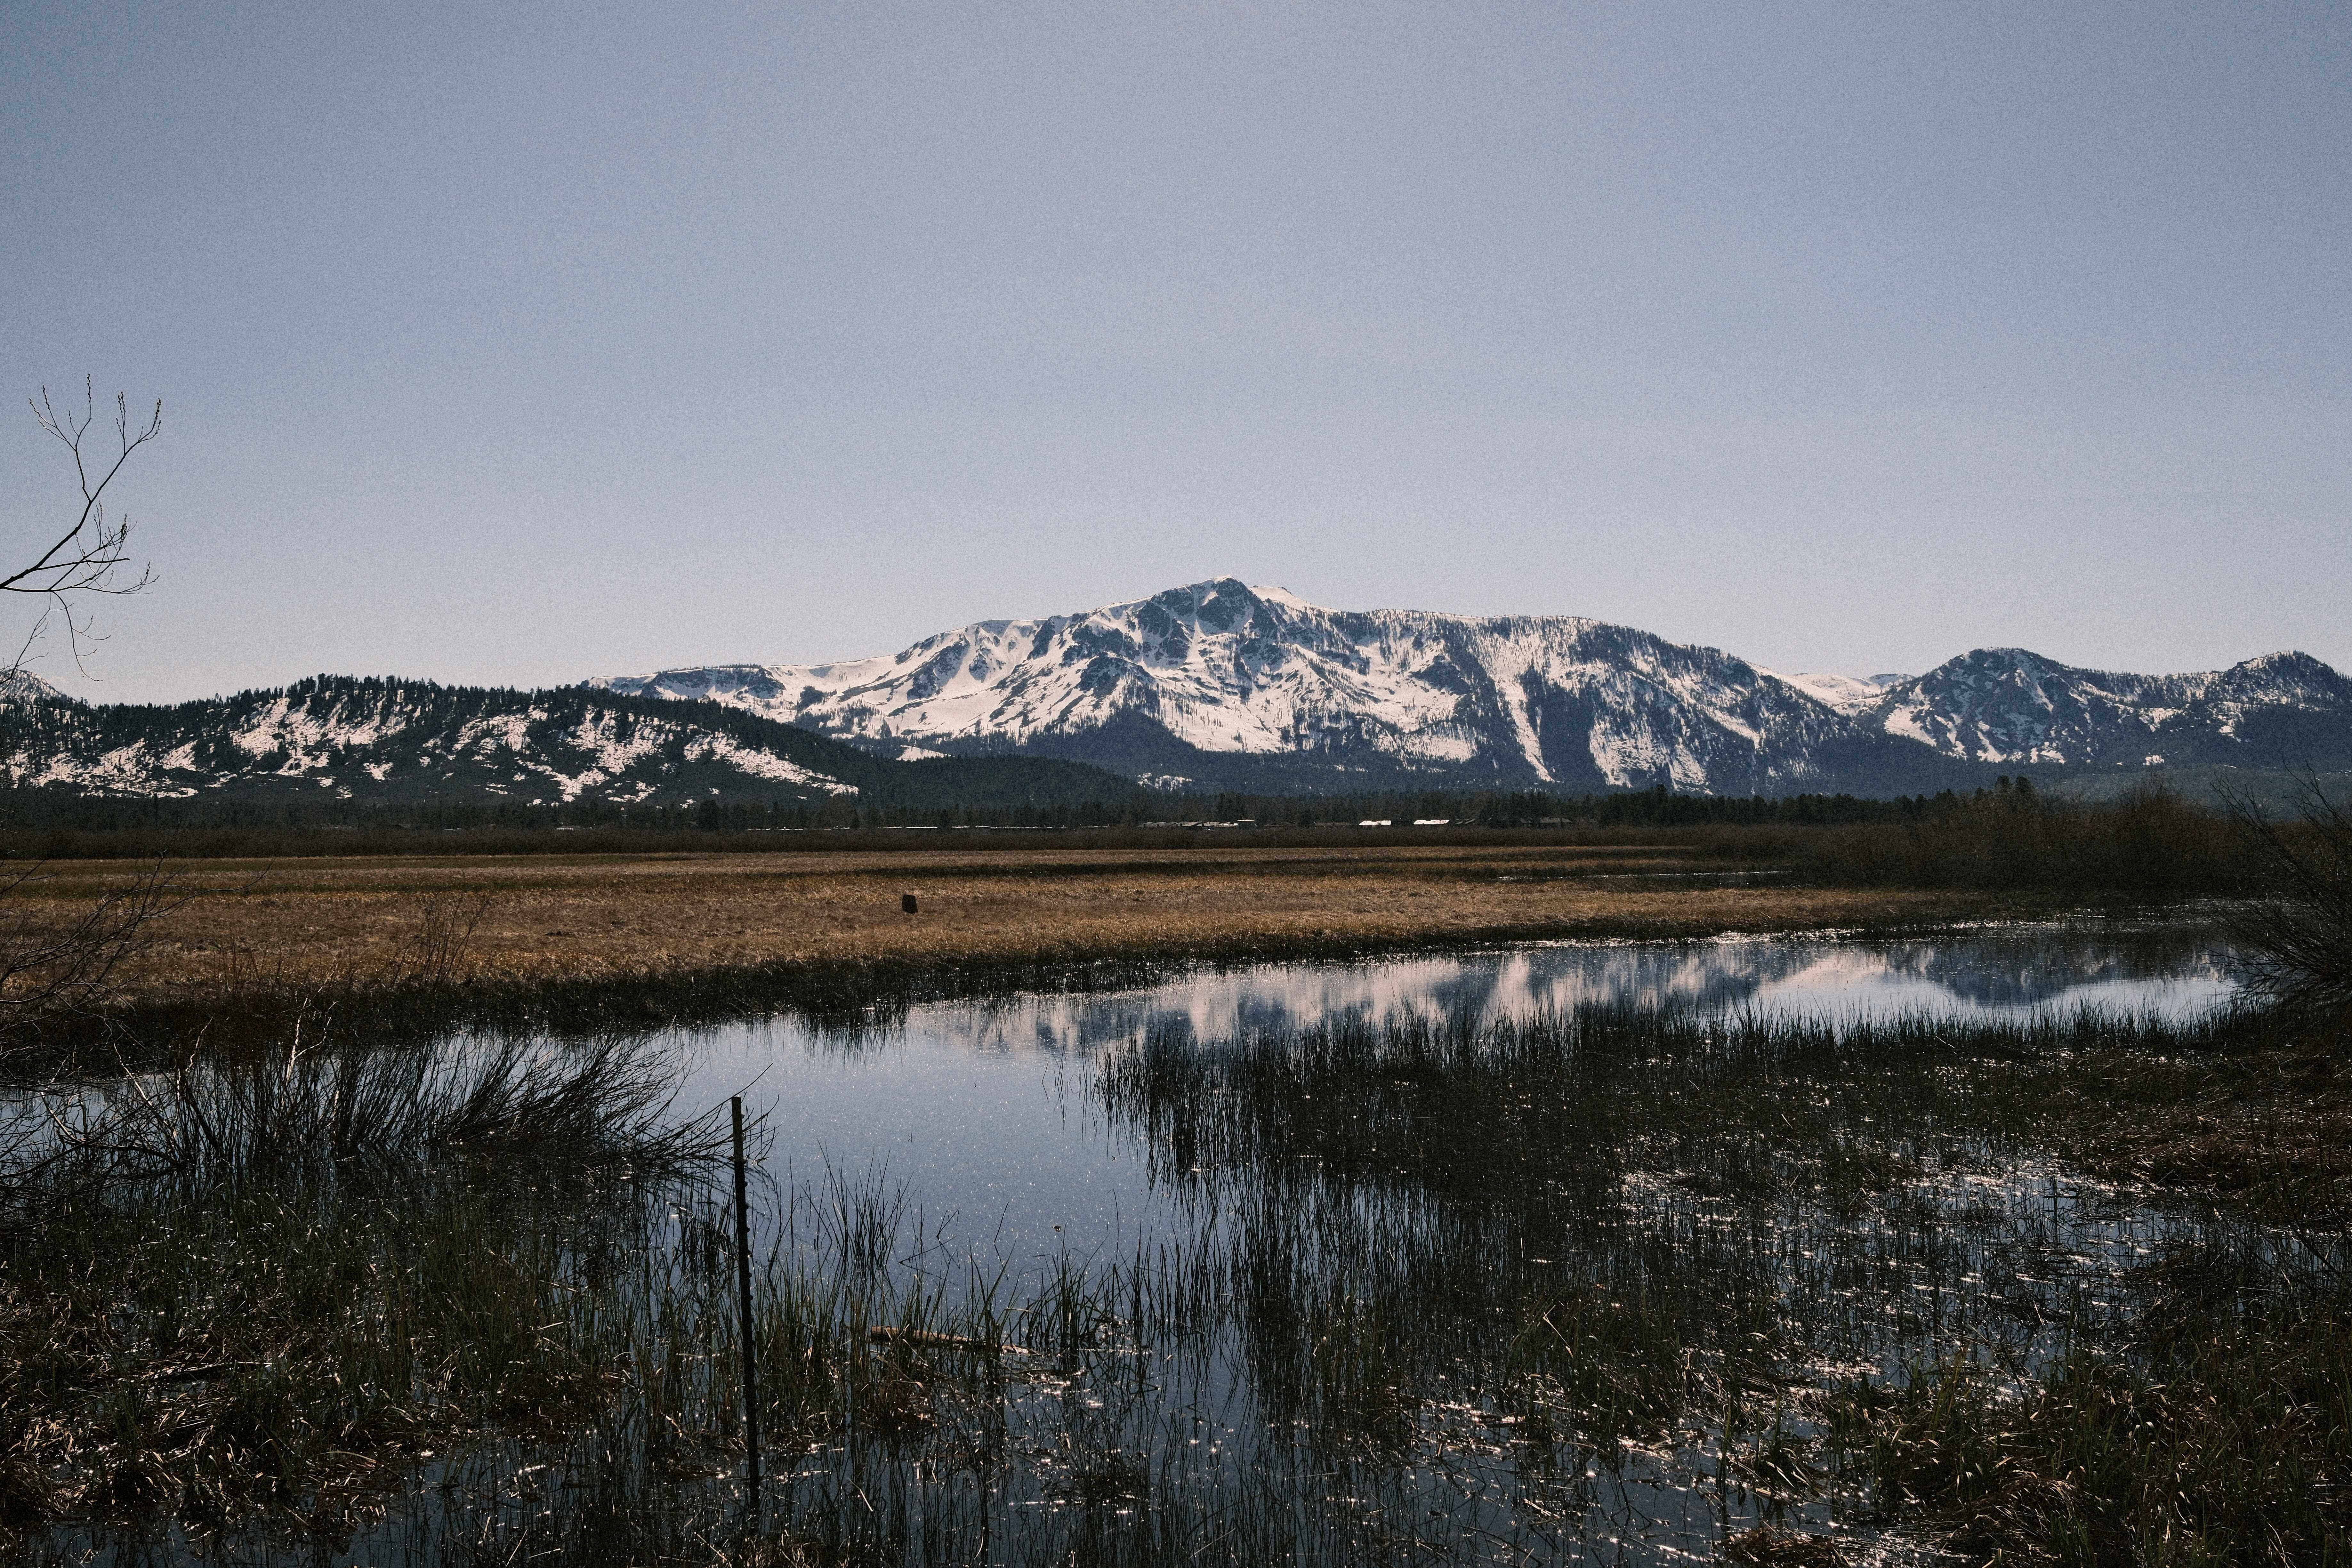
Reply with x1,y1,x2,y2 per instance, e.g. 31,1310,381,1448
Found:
1825,1279,2352,1564
1157,1001,2352,1561
1091,997,2352,1564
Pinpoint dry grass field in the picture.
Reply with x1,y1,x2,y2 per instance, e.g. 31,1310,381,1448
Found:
7,839,2018,1012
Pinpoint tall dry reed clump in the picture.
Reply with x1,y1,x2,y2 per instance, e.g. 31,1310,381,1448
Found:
0,1022,1111,1565
2229,777,2352,1048
0,1029,730,1546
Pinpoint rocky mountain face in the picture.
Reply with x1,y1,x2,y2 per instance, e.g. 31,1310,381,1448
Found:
0,676,1130,811
1859,648,2352,769
598,580,2352,795
599,580,1957,796
7,585,2339,813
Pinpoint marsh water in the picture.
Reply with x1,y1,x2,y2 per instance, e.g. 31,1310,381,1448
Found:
57,921,2280,1566
594,920,2236,1565
678,925,2236,1284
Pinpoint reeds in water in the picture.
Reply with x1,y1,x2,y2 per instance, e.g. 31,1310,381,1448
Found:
4,984,2344,1565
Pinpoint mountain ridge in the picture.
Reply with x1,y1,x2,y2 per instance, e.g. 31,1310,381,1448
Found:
596,579,2352,795
0,674,1135,812
0,581,2340,811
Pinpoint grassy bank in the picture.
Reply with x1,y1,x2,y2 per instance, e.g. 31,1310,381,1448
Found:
0,840,2068,1061
0,783,2290,1063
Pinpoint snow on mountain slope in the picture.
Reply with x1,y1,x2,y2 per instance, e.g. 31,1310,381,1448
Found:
1759,670,1899,716
0,677,861,805
1862,648,2352,767
0,670,69,709
598,579,1950,795
600,581,2352,792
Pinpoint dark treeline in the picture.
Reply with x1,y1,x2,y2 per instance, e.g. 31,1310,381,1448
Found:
1139,783,1923,828
0,777,1944,838
1756,778,2255,896
0,782,1152,837
0,773,2284,901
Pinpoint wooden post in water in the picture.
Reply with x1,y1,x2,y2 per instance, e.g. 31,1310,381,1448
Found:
731,1095,761,1520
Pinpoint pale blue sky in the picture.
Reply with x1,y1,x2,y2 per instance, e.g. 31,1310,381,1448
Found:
4,1,2346,702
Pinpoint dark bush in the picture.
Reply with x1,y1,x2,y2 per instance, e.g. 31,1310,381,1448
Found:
2230,778,2352,1043
1774,783,2254,896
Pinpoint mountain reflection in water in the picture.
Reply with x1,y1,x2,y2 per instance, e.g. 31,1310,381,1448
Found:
664,924,2239,1301
852,923,2237,1062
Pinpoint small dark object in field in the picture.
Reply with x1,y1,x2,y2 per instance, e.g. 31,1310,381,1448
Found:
901,893,919,914
1722,1524,1842,1566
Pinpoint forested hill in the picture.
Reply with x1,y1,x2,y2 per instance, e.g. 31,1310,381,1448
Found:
0,675,1136,819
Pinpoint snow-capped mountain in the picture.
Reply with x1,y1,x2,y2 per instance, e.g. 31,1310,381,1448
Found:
6,588,2336,813
1858,648,2352,768
597,580,1965,796
0,676,1128,811
598,580,2352,794
0,669,68,710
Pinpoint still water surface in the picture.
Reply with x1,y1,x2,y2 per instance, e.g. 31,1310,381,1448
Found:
681,924,2236,1272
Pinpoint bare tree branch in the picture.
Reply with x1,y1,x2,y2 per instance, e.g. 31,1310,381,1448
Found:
11,376,162,679
0,858,185,1059
0,381,175,1064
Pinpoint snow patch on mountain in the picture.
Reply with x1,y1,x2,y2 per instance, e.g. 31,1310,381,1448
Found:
232,691,417,766
0,671,71,709
0,678,867,806
1762,670,1897,716
682,734,854,793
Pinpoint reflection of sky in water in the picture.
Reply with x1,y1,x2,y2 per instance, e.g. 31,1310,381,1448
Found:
860,926,2235,1056
673,927,2236,1267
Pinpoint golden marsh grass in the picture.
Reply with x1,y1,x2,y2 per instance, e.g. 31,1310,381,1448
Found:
5,840,2010,1010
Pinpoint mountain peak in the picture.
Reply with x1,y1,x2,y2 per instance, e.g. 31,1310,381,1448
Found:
0,669,71,708
2230,649,2328,678
593,583,2352,792
598,581,1937,794
1869,645,2351,767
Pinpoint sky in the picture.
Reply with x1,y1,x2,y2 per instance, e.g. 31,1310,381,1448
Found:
3,1,2347,704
